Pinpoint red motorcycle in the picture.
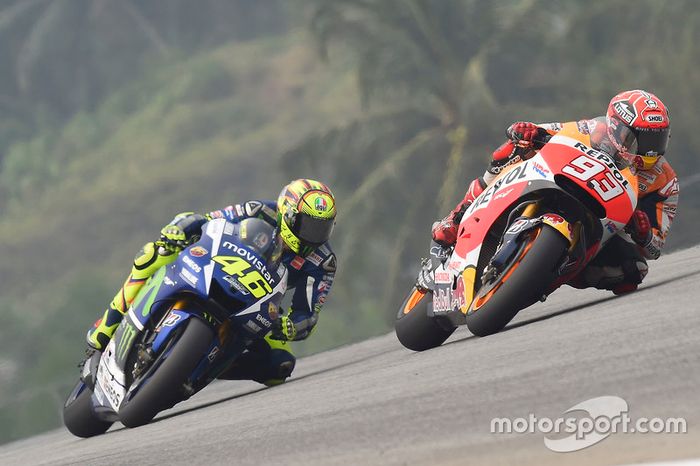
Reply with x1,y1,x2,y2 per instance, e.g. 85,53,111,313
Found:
395,134,638,349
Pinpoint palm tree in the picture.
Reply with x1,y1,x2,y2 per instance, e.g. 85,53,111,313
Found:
302,0,547,312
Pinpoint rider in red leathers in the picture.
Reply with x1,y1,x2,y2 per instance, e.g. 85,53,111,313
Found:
432,90,678,295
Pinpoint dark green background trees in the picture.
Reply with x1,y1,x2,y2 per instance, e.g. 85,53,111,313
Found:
0,0,698,443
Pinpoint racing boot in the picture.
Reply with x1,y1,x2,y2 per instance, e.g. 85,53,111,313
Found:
86,242,178,350
431,177,486,246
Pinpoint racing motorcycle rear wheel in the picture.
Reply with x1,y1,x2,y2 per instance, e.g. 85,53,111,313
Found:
395,287,456,351
63,381,114,438
465,224,568,337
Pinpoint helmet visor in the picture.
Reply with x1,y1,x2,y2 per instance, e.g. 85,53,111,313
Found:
610,119,670,157
609,120,638,154
293,214,335,247
636,127,670,156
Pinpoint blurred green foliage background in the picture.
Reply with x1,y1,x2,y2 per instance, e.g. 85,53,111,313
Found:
0,0,698,443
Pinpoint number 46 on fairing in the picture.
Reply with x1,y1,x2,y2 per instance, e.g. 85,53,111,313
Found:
212,256,273,298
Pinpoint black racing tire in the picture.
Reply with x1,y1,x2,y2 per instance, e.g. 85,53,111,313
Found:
63,382,113,438
465,225,568,337
395,287,456,351
118,318,213,428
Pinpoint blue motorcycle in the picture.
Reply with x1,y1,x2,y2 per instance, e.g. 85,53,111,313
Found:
63,218,287,437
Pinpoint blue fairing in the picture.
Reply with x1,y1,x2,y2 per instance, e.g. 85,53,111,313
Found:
130,218,285,337
108,218,286,401
76,218,288,424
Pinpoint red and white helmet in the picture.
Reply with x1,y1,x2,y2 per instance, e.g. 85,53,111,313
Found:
606,90,670,170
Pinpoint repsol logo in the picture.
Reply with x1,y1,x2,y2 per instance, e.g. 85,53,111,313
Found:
573,142,629,188
468,162,529,213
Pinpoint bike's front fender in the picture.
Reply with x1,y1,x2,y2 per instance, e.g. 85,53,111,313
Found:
151,309,194,354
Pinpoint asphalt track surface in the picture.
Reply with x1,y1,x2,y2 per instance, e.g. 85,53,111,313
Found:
2,247,700,466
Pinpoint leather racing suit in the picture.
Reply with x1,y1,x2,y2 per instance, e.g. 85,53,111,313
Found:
88,200,337,386
432,118,679,294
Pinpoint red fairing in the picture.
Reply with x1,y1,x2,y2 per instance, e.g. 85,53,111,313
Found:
543,138,637,225
454,135,637,264
455,163,530,260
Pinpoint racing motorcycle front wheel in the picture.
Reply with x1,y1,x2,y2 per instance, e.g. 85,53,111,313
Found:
118,317,214,428
465,224,569,337
395,287,456,351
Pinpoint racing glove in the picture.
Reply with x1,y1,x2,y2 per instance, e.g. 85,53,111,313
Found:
157,213,207,252
157,224,189,252
270,316,297,341
431,219,458,247
628,210,652,246
506,122,540,148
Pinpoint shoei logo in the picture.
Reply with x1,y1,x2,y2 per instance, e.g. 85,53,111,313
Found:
646,114,664,123
490,396,687,453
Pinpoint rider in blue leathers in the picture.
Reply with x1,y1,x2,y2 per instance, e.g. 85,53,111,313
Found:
87,179,337,386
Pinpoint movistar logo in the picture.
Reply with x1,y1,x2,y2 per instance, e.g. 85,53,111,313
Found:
222,241,274,283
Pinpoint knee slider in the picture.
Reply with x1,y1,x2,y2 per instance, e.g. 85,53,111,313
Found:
278,360,295,379
270,350,296,379
622,258,648,285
